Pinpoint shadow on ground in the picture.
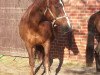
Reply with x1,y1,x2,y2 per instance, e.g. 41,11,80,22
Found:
0,55,100,75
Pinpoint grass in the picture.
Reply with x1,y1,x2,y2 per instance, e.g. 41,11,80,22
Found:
0,54,4,58
0,55,97,75
62,60,86,68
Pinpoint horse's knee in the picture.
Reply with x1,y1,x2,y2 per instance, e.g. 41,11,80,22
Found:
29,63,34,67
29,59,34,67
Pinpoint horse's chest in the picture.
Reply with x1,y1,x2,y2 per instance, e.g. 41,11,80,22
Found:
27,33,46,44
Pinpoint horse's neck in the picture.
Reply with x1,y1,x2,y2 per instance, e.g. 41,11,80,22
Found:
22,0,49,32
22,0,47,21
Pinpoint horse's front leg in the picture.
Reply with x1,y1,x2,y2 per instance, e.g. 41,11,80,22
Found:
25,43,35,75
95,42,100,72
43,40,50,75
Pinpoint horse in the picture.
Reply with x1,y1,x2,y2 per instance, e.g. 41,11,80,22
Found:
86,11,100,72
19,0,72,75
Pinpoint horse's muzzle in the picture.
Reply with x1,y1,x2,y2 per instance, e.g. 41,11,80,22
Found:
61,25,72,34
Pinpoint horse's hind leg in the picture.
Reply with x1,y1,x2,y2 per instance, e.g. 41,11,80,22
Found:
43,40,50,75
95,42,100,72
25,43,35,75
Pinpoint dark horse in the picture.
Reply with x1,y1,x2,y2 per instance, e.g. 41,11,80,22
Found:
86,11,100,72
19,0,71,75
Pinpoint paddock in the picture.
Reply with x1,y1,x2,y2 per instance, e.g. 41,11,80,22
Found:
0,55,98,75
0,0,100,75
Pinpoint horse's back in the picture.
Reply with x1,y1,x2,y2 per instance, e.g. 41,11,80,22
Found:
89,11,100,34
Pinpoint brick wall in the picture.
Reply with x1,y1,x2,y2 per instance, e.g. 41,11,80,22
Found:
60,0,100,62
0,0,100,62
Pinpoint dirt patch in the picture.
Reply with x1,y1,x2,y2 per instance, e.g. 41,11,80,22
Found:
0,55,99,75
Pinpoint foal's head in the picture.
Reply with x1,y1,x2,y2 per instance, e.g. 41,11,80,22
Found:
44,0,72,32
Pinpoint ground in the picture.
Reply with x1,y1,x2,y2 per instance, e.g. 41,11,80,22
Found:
0,55,100,75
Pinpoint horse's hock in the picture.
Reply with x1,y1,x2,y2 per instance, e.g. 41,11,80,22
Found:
0,0,100,62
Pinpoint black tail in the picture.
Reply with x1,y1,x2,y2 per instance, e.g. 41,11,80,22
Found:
86,15,95,66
